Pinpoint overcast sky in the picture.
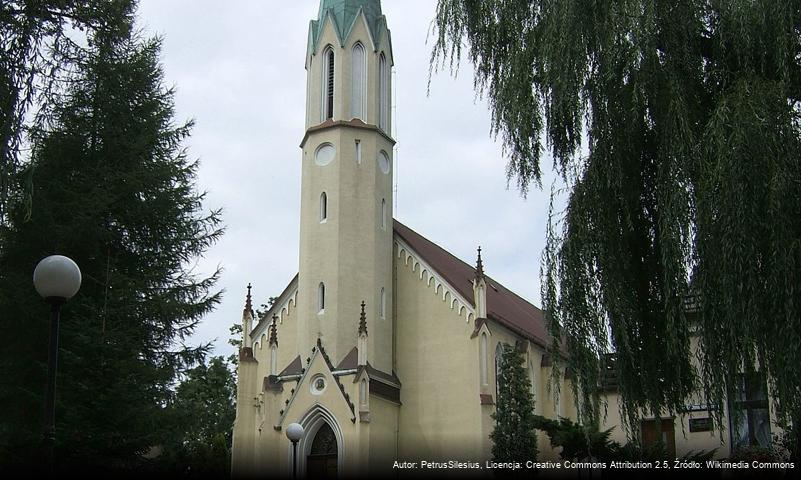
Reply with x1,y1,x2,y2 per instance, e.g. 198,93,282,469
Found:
135,0,562,360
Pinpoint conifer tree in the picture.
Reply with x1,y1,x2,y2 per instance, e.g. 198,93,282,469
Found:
0,0,130,224
0,1,222,470
490,343,538,466
159,356,236,478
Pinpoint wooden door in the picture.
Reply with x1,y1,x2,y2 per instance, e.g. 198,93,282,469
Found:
641,418,676,458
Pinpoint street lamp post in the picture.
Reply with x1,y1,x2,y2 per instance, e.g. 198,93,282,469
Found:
286,422,305,479
33,255,81,469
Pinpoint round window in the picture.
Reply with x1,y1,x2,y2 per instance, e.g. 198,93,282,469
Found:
377,150,390,174
310,374,327,395
315,143,336,166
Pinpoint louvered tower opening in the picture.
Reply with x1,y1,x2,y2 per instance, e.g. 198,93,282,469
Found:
326,49,335,119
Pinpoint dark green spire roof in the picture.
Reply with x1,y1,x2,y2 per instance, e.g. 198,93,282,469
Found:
310,0,385,52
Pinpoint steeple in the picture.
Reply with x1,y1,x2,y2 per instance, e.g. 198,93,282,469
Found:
311,0,385,52
297,0,394,373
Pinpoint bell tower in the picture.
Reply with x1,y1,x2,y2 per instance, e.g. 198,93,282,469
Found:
296,0,395,373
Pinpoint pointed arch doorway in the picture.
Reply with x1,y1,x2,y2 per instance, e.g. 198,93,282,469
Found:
307,422,338,478
295,404,344,478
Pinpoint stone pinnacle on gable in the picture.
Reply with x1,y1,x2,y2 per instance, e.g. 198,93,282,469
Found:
358,300,368,336
243,282,253,318
475,246,485,279
269,314,278,347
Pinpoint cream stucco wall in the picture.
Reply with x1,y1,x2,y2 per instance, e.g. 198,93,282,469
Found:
297,11,395,373
600,331,785,459
393,240,484,460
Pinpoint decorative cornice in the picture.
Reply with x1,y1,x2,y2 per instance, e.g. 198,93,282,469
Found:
251,274,299,341
300,118,396,148
394,236,476,324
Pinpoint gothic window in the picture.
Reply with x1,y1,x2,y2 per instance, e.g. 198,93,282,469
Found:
378,52,388,130
351,43,365,119
355,139,361,164
495,343,504,400
320,192,327,221
322,47,335,120
359,379,368,406
528,359,536,400
380,287,386,319
480,333,488,386
318,282,325,312
381,199,386,230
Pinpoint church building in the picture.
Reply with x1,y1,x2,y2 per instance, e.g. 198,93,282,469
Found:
230,1,577,476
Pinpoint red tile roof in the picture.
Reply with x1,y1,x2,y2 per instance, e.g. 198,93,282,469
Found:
393,219,551,348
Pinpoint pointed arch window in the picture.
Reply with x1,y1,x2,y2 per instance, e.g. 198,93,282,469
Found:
495,343,504,400
351,43,366,119
380,287,386,319
480,333,488,386
322,47,335,120
320,192,328,222
318,282,326,312
381,199,386,230
528,359,536,400
359,378,368,406
378,52,388,130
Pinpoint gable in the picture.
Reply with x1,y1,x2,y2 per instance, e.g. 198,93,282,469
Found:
277,339,356,427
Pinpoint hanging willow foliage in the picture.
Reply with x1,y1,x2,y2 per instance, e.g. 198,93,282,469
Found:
431,0,801,436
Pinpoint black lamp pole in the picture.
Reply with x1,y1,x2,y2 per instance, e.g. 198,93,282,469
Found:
42,298,64,469
292,439,298,479
33,254,81,472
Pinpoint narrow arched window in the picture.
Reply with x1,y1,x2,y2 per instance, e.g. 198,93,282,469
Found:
381,199,386,230
528,360,536,400
378,53,388,130
322,47,335,120
495,343,504,399
320,192,327,221
318,282,325,312
380,287,386,319
351,43,365,119
480,333,488,386
359,378,368,406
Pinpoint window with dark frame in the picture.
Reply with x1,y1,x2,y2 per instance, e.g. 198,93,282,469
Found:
729,371,771,449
